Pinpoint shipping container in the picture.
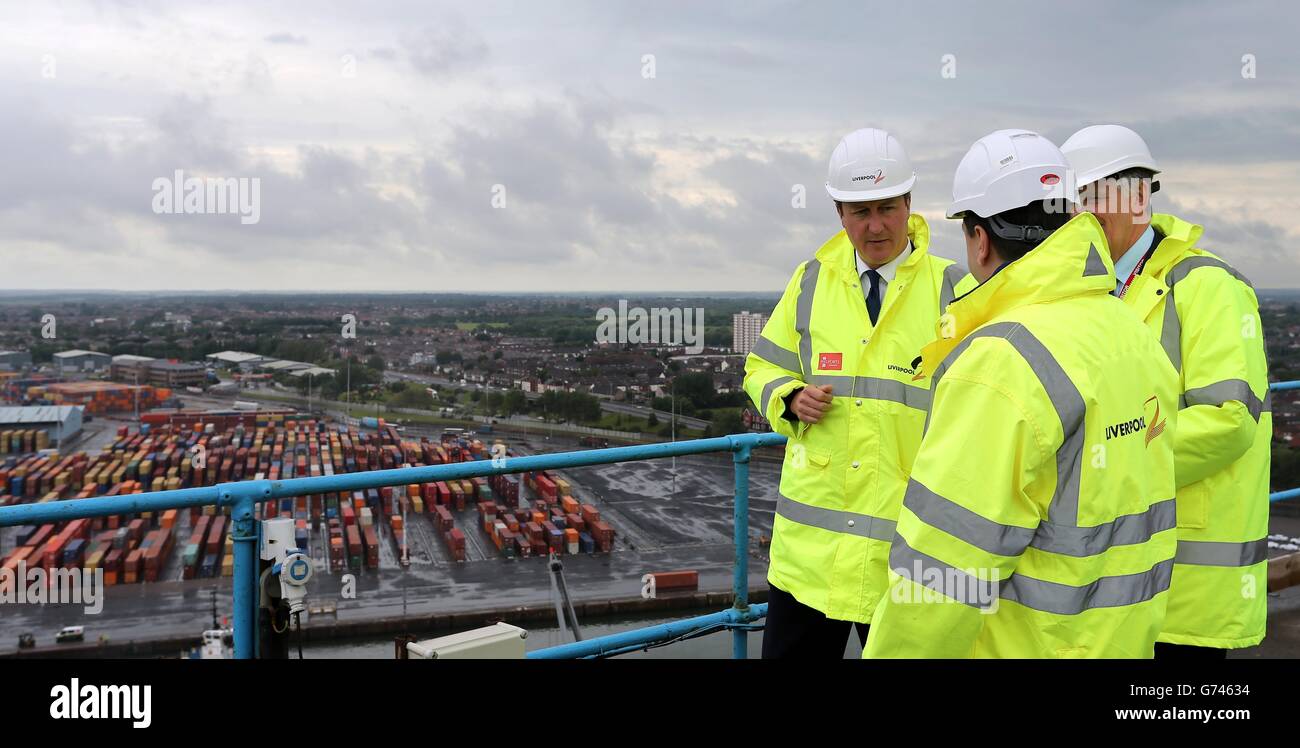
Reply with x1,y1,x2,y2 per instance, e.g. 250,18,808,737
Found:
362,525,379,570
649,570,699,591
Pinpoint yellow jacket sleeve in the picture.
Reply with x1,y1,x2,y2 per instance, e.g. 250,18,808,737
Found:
864,371,1048,658
1171,267,1266,488
743,263,809,440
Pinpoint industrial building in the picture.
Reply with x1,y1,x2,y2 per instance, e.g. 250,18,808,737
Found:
0,404,84,451
53,349,112,373
206,350,267,371
288,366,337,379
260,359,313,374
112,355,205,387
0,351,32,371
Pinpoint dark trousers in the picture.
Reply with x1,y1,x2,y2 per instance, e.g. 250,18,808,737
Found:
1153,642,1228,660
762,584,868,659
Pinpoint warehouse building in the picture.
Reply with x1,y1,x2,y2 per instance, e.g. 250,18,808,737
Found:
53,349,112,373
288,366,337,379
260,359,313,373
0,405,84,451
0,350,32,371
205,351,266,372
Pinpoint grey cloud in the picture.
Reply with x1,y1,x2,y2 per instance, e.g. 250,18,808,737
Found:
400,21,488,76
265,32,308,45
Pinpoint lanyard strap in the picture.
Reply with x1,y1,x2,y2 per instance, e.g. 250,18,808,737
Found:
1117,245,1157,299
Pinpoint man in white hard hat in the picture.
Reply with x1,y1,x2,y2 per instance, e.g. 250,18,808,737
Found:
1062,125,1270,659
743,128,973,658
864,129,1179,658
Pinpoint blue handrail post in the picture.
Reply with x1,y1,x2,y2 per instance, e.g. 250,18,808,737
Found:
730,438,753,660
223,480,269,659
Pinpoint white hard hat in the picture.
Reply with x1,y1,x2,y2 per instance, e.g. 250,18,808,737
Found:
825,128,916,202
1060,124,1161,189
945,129,1077,219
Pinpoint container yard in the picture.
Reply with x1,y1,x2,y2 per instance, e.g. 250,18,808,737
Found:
0,413,624,601
0,410,792,657
28,381,171,415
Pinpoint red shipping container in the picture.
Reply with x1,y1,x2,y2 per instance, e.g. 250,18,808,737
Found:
362,525,379,570
124,549,142,584
566,514,585,533
649,570,698,591
206,515,226,557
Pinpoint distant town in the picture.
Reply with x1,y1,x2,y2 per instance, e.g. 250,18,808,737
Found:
2,289,1298,490
0,293,783,448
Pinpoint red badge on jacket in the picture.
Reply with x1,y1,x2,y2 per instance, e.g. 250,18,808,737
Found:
818,352,843,371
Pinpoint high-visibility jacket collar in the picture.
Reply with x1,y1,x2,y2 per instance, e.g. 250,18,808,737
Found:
924,212,1113,372
1122,213,1206,324
1144,212,1205,278
814,213,932,283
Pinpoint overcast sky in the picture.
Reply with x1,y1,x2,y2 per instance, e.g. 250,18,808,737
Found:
0,0,1296,292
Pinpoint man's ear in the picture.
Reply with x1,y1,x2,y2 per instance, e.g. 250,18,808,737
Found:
976,225,994,267
1135,179,1151,218
903,193,911,211
835,201,843,219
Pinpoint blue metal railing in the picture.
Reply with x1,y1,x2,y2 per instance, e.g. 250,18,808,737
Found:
0,431,786,659
1,379,1298,659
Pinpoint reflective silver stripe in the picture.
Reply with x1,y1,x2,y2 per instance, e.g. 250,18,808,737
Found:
806,374,855,393
750,335,802,373
1030,499,1177,557
903,478,1035,557
1160,291,1182,372
854,377,931,411
1166,256,1254,291
1160,256,1255,373
794,259,821,378
760,376,796,416
889,534,996,609
930,322,1085,524
1082,242,1109,277
940,263,967,311
1174,538,1268,567
889,535,1174,614
906,479,1175,559
1000,558,1173,615
1181,378,1267,422
999,325,1087,525
776,492,896,542
804,375,932,412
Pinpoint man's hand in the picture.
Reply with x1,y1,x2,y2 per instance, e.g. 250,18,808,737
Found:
790,384,834,424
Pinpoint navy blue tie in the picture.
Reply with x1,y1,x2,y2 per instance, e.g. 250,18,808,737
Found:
864,269,882,325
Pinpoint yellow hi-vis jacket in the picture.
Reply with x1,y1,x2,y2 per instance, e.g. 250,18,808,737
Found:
743,213,975,623
1121,213,1270,649
863,212,1180,658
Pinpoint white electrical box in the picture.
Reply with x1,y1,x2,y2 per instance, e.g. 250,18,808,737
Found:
405,622,528,659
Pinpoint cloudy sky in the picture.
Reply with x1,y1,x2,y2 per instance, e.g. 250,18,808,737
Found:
1,0,1296,292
